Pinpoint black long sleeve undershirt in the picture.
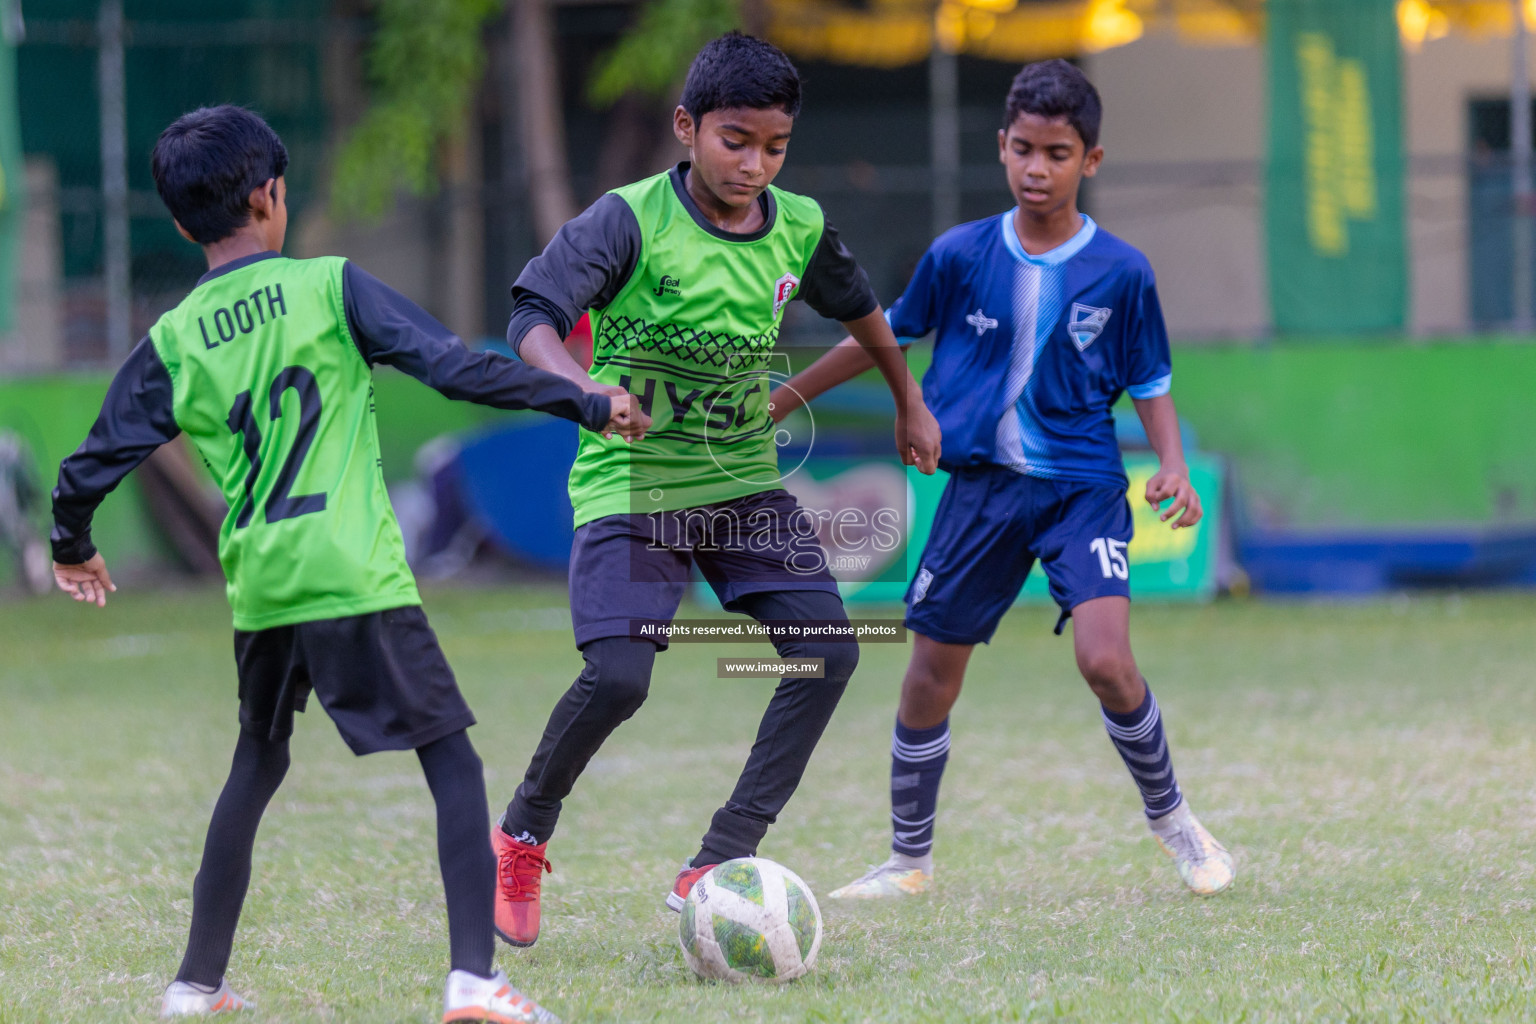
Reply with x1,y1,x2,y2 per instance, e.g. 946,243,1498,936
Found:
51,338,180,564
340,261,610,426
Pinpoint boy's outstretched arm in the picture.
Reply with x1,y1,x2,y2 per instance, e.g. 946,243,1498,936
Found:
52,338,182,606
343,263,647,440
767,335,879,420
771,234,944,473
843,308,940,474
1132,392,1201,529
772,313,938,474
499,192,655,436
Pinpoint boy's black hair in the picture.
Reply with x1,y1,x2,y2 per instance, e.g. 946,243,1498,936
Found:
680,32,802,125
151,105,289,245
1004,59,1102,150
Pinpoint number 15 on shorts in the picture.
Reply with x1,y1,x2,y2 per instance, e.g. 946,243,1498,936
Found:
1090,537,1128,580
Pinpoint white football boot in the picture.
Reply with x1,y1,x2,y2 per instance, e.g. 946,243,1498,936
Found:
442,969,560,1024
829,852,933,899
1149,801,1235,896
159,979,252,1016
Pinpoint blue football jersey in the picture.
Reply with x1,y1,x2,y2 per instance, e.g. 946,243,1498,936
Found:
888,212,1172,487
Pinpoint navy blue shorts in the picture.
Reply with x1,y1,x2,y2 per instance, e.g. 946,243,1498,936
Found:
904,466,1133,645
569,488,841,649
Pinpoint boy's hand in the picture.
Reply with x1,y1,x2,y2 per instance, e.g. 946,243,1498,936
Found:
602,389,651,441
54,553,116,607
898,384,942,474
1145,466,1202,529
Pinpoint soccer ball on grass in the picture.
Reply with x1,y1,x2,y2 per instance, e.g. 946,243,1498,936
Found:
677,857,823,983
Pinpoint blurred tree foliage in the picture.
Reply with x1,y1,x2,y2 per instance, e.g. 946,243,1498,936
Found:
330,0,747,223
330,0,501,221
587,0,741,107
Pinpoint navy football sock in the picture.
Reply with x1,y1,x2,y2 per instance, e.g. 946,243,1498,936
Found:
1101,685,1183,818
890,718,950,857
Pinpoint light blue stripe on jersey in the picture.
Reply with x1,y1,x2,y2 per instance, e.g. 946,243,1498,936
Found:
885,306,922,346
995,213,1098,478
1127,372,1172,400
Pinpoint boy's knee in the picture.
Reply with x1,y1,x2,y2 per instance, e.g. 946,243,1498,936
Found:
905,662,960,706
240,733,291,782
776,635,857,688
582,638,656,713
810,639,858,685
269,742,292,777
1077,648,1139,695
596,666,651,711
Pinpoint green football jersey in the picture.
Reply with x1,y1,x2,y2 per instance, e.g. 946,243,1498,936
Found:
148,255,418,629
562,168,873,525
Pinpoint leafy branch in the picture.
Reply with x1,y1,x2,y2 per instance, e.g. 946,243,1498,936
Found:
330,0,502,222
587,0,741,107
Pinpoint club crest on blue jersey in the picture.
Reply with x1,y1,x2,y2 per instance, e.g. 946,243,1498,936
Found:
964,309,998,336
1068,303,1111,351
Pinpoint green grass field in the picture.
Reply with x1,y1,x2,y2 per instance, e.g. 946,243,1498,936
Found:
5,585,1536,1022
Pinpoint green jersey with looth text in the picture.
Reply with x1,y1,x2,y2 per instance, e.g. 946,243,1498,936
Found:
52,251,608,631
507,164,879,525
148,255,413,629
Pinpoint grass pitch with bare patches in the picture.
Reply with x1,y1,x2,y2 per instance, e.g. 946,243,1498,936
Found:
4,585,1536,1022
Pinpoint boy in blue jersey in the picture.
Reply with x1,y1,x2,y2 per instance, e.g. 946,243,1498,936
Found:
771,60,1234,898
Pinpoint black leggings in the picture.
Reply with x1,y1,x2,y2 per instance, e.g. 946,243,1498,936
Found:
176,728,494,986
503,589,858,861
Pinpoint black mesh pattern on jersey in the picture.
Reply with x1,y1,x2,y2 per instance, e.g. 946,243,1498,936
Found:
596,316,778,369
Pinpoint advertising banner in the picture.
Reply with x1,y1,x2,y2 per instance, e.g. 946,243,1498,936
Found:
795,452,1223,607
1266,0,1406,334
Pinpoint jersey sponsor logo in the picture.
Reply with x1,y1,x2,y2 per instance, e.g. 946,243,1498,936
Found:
911,566,934,604
772,273,800,319
197,283,289,350
616,371,764,438
653,274,682,298
1068,303,1112,351
964,308,998,336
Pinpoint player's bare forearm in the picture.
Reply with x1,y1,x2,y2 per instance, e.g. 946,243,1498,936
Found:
518,324,607,393
518,323,648,440
1132,393,1201,528
519,321,634,433
843,309,914,400
1133,393,1186,471
53,552,116,608
769,337,878,420
843,309,941,473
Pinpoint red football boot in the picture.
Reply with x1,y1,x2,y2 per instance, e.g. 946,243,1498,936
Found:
665,860,720,913
491,822,552,947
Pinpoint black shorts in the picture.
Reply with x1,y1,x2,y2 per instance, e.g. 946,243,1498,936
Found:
569,488,841,649
233,605,476,756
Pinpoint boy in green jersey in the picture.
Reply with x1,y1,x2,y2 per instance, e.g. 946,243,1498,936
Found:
489,32,942,946
50,106,643,1021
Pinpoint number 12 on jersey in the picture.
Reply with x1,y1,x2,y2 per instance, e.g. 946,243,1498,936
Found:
1090,537,1129,580
226,365,329,528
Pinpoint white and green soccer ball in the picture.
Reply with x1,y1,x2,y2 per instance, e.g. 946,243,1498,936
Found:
678,857,823,983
